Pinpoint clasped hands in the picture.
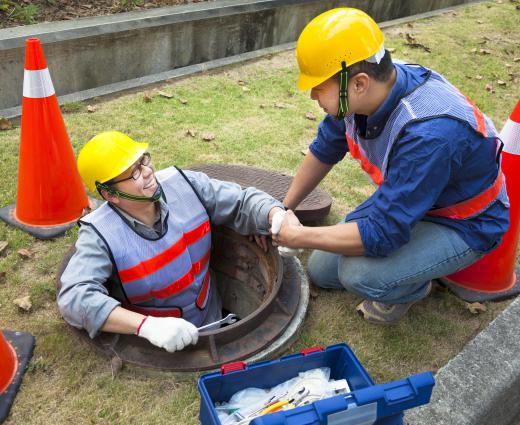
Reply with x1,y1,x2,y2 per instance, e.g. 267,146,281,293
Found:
250,208,303,255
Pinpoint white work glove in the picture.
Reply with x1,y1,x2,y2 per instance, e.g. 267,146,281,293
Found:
137,316,199,353
271,210,302,257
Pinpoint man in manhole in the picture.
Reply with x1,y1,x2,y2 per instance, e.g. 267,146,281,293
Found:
274,8,509,324
57,131,285,352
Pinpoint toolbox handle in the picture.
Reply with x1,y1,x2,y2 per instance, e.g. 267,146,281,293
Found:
301,347,324,356
351,372,435,414
220,361,246,375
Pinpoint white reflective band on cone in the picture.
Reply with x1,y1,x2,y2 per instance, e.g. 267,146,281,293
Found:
500,119,520,155
23,68,55,98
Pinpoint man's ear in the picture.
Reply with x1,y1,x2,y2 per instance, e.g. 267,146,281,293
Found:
100,188,119,204
352,73,370,94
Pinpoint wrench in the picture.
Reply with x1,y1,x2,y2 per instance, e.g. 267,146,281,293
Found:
197,313,238,332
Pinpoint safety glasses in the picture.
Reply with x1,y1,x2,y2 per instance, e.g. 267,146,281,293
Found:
108,152,152,185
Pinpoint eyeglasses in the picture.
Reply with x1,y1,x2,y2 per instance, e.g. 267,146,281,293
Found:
108,153,152,185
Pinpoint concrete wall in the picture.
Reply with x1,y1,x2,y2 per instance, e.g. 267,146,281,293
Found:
0,0,479,116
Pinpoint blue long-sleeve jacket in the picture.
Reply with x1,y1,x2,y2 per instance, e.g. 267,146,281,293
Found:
310,64,509,257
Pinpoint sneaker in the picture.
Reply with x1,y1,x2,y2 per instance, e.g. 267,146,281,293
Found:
355,282,432,325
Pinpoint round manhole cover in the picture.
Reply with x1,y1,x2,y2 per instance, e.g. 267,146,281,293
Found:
187,164,332,222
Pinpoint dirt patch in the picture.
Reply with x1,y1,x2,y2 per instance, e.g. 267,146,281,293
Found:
0,0,210,29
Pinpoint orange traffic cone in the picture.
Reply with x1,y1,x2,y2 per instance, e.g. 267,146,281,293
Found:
441,100,520,302
0,330,35,422
0,38,89,239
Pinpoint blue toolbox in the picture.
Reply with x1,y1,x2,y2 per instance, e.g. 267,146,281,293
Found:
198,343,435,425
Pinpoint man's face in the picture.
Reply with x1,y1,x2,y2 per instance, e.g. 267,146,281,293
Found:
310,74,370,117
310,78,340,116
110,153,158,200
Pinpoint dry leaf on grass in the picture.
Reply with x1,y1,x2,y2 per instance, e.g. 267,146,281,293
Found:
179,98,188,105
305,112,316,121
242,86,250,92
0,241,8,256
0,117,13,130
514,57,520,62
466,302,487,314
404,33,431,53
17,248,32,259
202,133,215,142
259,104,267,109
13,295,32,311
185,129,197,138
405,33,416,43
479,49,491,55
143,93,152,103
237,80,246,86
497,80,507,86
86,105,97,113
111,356,123,376
387,47,396,53
158,91,174,99
301,148,310,156
485,83,494,92
475,75,483,80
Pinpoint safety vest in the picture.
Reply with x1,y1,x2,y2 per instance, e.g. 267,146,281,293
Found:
345,65,506,220
80,167,212,326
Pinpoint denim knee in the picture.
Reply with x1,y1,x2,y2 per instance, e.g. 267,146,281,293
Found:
307,249,342,289
337,256,389,300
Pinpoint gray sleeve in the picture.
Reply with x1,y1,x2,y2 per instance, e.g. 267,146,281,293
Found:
57,225,120,339
183,170,284,235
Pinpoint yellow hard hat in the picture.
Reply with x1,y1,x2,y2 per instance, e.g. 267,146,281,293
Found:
296,8,385,91
77,131,148,192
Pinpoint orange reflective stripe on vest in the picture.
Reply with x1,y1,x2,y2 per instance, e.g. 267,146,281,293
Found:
427,171,503,220
128,251,211,303
196,272,211,310
459,92,488,137
119,220,210,283
346,135,384,186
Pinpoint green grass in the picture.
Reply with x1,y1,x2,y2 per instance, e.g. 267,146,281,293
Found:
0,1,519,423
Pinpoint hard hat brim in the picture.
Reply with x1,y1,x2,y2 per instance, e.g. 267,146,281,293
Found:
297,71,337,91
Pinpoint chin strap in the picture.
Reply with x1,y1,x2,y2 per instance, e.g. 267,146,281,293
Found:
335,61,349,121
97,182,163,203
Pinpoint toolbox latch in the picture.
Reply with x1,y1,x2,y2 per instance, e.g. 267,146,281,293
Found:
301,347,324,356
220,361,246,374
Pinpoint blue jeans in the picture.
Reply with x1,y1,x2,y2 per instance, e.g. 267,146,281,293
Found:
307,221,483,304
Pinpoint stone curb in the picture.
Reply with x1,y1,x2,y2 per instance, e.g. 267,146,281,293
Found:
406,295,520,424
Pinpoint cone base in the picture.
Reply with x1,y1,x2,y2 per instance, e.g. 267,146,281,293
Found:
0,330,35,423
0,198,102,240
439,268,520,302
